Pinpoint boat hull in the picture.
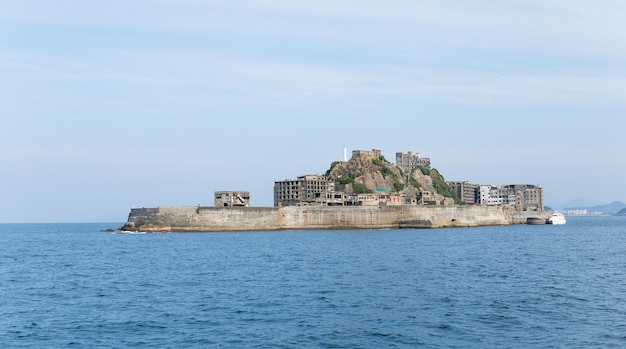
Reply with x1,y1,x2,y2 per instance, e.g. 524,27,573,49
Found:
547,213,567,225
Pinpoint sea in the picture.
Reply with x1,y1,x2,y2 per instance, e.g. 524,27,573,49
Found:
1,216,625,348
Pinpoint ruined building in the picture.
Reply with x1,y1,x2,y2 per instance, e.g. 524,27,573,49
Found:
214,191,251,207
448,181,480,205
395,151,431,174
274,175,344,207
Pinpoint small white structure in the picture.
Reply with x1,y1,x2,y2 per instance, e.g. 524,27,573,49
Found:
547,212,566,225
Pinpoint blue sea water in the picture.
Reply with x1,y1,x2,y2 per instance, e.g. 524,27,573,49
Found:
1,217,626,348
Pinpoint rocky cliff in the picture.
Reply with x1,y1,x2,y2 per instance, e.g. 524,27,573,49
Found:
326,151,457,204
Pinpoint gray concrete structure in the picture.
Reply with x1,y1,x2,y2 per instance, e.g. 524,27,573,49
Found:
274,175,339,207
478,184,543,211
396,151,431,175
122,205,547,232
352,149,382,159
214,191,250,207
447,181,480,205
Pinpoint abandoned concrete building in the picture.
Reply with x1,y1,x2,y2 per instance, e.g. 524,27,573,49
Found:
448,181,480,205
447,181,543,211
478,184,544,211
395,151,431,174
214,191,251,207
273,175,344,207
352,149,382,159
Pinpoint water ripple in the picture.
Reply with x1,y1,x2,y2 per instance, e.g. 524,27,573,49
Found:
1,218,626,348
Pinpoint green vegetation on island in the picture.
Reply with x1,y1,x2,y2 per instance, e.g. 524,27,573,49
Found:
326,150,459,203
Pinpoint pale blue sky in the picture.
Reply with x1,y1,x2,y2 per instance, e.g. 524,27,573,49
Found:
2,1,625,222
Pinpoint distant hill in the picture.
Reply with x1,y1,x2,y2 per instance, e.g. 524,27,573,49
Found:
553,198,603,209
564,201,626,214
616,208,626,216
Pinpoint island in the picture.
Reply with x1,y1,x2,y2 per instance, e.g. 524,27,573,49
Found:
121,149,549,232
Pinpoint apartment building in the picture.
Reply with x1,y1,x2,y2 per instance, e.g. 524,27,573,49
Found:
478,184,544,211
274,175,341,207
447,181,480,204
395,151,431,174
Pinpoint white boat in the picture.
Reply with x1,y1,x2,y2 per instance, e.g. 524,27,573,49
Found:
547,212,566,225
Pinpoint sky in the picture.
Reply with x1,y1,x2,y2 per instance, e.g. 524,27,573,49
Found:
2,1,626,223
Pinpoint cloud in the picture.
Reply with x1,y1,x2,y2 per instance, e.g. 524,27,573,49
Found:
194,1,626,58
4,0,626,110
3,1,626,126
5,0,626,58
3,43,626,116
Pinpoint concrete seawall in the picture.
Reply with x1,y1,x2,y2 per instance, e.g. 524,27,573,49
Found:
122,205,548,232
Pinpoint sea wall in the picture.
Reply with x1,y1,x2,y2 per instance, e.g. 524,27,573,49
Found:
122,205,545,232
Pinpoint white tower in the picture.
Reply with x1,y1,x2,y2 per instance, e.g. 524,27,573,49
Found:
343,146,348,162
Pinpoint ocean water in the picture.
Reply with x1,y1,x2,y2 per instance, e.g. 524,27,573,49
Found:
1,217,626,348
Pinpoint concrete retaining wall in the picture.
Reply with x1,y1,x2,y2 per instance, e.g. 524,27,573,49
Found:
122,205,545,232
